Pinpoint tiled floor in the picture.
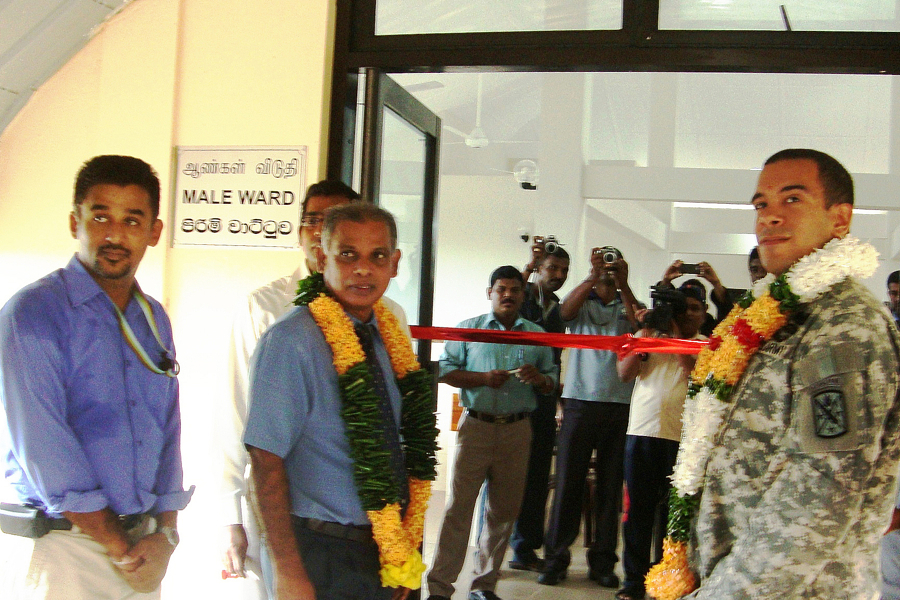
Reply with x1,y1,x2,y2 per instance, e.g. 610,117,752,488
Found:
422,490,623,600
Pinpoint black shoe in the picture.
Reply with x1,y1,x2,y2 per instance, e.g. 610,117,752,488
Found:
427,596,451,600
615,587,646,600
508,554,545,572
597,572,620,588
468,591,502,600
537,568,568,585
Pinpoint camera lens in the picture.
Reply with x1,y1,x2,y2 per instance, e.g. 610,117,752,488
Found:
545,241,558,253
603,251,617,263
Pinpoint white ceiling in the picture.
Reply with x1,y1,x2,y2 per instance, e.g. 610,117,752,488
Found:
391,71,897,177
387,69,900,271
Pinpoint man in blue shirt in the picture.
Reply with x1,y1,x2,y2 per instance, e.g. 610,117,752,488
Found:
426,266,557,600
245,203,414,600
540,247,638,588
0,155,193,599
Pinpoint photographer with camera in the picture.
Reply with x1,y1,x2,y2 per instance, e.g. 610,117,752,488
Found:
507,238,570,573
614,284,707,600
659,260,732,336
540,247,638,588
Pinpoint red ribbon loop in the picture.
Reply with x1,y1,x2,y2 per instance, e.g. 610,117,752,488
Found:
409,326,707,356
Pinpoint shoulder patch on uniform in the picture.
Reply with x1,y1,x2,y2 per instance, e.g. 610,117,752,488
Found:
812,388,848,438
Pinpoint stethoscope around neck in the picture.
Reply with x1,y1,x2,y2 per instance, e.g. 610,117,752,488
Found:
113,290,180,377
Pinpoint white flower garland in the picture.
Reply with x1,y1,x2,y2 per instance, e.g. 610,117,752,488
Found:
671,235,878,497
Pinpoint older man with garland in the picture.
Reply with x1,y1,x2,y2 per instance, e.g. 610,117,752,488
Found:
427,265,557,600
244,203,437,600
219,181,408,597
648,149,900,600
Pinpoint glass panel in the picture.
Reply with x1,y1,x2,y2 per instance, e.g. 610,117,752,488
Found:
674,73,892,173
396,71,893,175
379,107,427,325
585,72,652,167
375,0,622,35
659,0,900,32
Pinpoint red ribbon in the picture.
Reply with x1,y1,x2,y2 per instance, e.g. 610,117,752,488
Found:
410,326,708,357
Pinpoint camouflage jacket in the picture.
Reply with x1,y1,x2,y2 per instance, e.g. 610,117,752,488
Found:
688,277,900,599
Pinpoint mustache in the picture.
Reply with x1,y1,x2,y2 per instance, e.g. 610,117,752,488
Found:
99,244,130,255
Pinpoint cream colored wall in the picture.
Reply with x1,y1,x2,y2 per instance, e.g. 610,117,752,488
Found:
0,0,335,597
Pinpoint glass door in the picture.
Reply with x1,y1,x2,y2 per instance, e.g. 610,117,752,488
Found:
358,69,441,368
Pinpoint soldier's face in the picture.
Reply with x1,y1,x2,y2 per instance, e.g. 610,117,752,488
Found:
752,159,852,276
889,282,899,312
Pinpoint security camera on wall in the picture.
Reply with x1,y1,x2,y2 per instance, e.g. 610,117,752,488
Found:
513,159,538,190
518,228,530,243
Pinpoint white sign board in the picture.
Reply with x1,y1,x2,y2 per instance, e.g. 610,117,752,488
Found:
172,146,307,248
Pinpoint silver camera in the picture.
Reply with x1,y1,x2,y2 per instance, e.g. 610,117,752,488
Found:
534,235,561,254
594,246,623,264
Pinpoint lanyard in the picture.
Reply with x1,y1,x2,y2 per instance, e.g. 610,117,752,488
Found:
114,290,180,377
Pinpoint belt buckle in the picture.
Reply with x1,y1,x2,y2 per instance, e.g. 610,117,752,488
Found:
118,514,145,531
495,414,512,424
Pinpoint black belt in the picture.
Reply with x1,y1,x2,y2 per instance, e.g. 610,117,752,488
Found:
0,503,149,539
466,409,529,424
56,513,148,531
292,516,374,545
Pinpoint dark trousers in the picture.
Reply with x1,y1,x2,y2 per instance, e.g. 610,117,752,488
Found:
544,399,629,574
622,435,680,593
509,392,558,558
291,520,391,600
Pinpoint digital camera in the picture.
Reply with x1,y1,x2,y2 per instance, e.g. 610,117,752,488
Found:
594,246,622,264
643,285,688,335
534,235,561,254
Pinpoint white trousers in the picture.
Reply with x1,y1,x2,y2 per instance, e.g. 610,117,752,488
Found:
0,528,162,600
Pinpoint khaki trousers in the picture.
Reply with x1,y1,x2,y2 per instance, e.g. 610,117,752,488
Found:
427,414,532,596
0,520,162,600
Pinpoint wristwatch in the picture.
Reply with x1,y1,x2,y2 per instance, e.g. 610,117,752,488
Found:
157,525,180,548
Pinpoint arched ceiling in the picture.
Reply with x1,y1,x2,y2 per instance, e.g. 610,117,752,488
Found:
0,0,131,135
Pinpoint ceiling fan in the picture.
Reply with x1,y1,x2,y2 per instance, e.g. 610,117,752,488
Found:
443,73,490,148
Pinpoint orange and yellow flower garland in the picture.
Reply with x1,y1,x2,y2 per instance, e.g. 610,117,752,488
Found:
296,273,438,589
646,235,879,600
646,291,786,600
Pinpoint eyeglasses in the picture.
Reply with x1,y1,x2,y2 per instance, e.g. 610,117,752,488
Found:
300,215,325,227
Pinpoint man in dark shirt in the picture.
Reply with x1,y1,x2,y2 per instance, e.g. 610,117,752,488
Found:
509,245,570,571
887,270,899,329
659,261,732,337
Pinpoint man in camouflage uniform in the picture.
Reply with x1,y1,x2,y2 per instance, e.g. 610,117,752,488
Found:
688,149,900,599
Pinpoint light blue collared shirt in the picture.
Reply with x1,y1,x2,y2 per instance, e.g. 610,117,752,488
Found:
439,312,557,414
0,256,193,517
244,305,402,526
562,292,636,404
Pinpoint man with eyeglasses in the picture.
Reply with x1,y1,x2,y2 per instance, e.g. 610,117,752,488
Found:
218,181,409,599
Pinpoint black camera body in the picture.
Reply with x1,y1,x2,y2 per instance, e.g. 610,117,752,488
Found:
644,285,688,334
